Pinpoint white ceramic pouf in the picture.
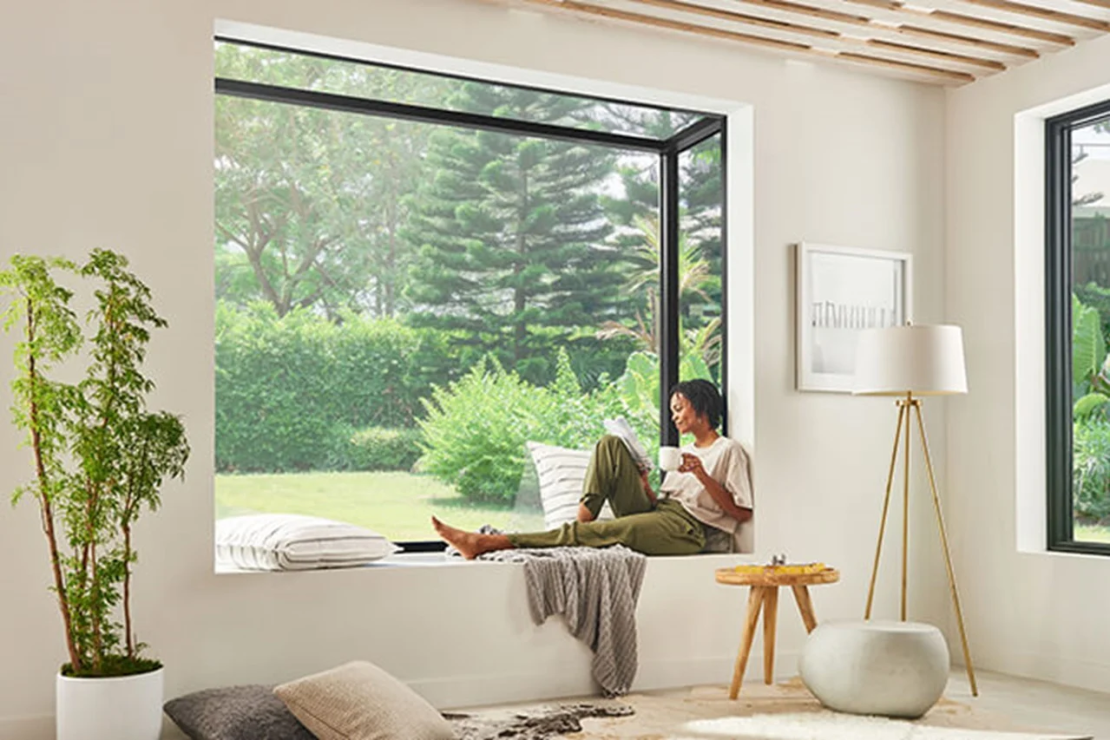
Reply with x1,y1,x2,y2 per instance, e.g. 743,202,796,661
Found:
799,620,949,719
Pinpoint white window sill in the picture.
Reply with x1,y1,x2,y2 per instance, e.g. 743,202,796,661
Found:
1017,547,1110,562
215,550,751,574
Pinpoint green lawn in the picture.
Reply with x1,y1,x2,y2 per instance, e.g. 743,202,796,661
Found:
216,471,546,542
1075,523,1110,543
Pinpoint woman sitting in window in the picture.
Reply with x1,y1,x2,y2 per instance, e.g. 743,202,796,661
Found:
432,379,753,558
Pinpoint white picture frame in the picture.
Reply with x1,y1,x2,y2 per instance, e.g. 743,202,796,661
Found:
795,242,913,393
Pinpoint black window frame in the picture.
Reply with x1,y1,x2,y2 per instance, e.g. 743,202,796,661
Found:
1046,98,1110,556
214,38,729,551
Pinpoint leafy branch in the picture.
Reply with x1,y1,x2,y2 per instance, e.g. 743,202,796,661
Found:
0,250,189,677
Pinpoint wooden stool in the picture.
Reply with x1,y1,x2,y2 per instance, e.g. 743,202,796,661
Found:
715,567,840,699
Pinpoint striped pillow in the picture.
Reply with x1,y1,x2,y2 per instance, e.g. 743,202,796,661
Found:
216,514,399,571
526,441,614,529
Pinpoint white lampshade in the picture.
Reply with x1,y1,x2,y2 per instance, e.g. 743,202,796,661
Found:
853,324,968,396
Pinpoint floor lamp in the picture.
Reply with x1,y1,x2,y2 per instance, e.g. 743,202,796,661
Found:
853,324,978,697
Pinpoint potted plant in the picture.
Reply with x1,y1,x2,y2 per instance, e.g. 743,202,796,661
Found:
0,250,190,740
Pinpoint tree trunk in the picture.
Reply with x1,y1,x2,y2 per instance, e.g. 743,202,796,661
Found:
123,522,134,658
26,302,82,673
513,172,529,363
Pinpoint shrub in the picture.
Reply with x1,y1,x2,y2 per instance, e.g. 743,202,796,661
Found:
1074,415,1110,523
345,427,423,471
417,349,655,503
417,357,544,503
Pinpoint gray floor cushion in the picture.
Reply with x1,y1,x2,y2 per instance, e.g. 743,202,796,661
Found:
164,684,315,740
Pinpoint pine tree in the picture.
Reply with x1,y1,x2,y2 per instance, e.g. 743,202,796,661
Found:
404,84,626,383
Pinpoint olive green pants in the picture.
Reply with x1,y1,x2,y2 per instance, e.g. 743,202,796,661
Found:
508,436,706,556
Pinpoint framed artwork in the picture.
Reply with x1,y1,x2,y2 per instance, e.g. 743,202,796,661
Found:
795,242,913,393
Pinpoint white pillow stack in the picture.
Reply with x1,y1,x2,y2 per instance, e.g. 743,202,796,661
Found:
216,514,399,571
525,441,614,529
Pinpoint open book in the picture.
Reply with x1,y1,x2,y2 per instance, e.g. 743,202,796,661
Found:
603,417,653,473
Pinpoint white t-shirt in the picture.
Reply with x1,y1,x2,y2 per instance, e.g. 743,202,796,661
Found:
658,436,754,546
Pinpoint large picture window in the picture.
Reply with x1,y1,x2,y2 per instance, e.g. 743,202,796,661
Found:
1046,99,1110,555
213,40,726,548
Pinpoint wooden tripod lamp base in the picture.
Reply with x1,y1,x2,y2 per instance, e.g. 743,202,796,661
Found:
854,324,977,697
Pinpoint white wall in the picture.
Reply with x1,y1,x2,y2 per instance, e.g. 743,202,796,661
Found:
947,35,1110,694
0,0,946,736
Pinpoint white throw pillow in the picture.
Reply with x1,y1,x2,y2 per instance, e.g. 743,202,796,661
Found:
525,441,614,529
215,514,399,571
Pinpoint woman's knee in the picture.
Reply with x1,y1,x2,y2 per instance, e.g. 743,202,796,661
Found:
596,435,624,454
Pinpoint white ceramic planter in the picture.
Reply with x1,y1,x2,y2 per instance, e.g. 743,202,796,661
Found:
56,666,164,740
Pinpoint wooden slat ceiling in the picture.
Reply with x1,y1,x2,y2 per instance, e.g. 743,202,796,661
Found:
485,0,1110,84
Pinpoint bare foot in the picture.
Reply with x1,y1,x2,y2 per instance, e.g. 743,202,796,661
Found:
431,516,512,559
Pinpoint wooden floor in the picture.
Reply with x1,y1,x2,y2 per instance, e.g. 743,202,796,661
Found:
946,669,1110,739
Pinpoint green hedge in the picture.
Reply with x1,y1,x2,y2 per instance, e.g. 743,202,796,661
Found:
215,302,452,472
345,427,423,471
215,300,712,490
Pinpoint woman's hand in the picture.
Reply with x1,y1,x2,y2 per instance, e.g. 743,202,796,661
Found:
639,469,658,506
678,453,706,478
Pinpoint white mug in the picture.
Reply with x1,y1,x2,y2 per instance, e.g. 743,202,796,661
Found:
658,446,682,472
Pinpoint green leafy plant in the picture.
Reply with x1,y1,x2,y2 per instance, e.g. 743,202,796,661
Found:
1074,282,1110,339
1074,415,1110,522
0,250,190,677
418,356,541,502
615,349,715,438
418,350,623,503
1072,293,1110,420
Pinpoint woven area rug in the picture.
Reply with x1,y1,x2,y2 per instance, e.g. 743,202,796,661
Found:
448,679,1092,740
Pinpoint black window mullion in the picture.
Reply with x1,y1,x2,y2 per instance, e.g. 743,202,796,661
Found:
216,36,716,130
718,127,729,437
660,148,681,446
215,78,667,154
666,130,728,438
1046,115,1074,551
666,117,723,153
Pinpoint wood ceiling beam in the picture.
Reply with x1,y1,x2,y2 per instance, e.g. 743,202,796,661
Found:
846,0,1077,44
864,37,1006,67
896,25,1038,59
626,0,839,36
623,0,1005,68
521,0,976,82
724,0,1046,53
951,0,1110,31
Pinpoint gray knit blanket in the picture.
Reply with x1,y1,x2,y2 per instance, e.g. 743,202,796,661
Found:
475,544,647,696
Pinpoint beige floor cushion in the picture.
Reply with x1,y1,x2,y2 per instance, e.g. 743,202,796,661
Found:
274,661,454,740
